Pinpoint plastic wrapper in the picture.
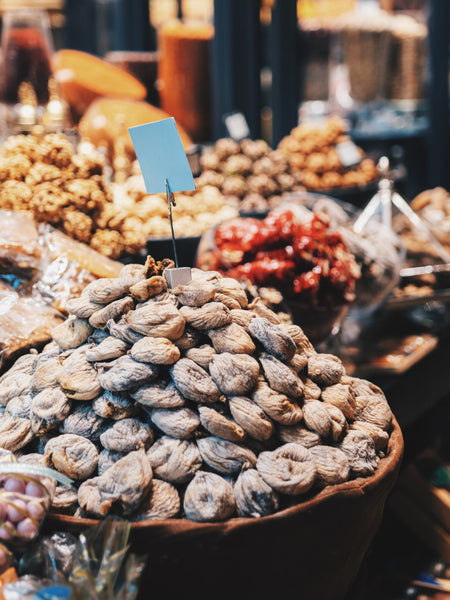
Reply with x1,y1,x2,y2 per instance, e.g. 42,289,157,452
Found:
35,225,122,314
0,450,72,553
0,288,63,372
4,519,145,600
0,211,42,281
0,211,122,373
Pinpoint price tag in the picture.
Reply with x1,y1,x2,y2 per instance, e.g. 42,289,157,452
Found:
336,140,362,168
128,117,196,194
128,117,194,279
223,111,250,141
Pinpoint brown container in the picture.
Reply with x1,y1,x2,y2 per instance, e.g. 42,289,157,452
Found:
45,416,403,600
157,20,214,142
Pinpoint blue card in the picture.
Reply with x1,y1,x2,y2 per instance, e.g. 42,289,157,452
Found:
128,117,196,194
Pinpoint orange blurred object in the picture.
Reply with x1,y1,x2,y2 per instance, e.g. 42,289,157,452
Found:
79,96,193,160
297,0,356,19
53,49,147,120
157,20,214,142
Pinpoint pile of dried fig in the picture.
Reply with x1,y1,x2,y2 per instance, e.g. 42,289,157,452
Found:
0,256,394,522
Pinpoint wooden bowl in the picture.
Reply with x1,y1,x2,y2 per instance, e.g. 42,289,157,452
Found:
45,417,404,600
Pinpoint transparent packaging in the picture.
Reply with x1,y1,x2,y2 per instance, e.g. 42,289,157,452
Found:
0,450,72,553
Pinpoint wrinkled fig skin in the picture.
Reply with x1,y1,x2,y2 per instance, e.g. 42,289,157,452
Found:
99,417,154,452
60,404,108,441
197,436,257,475
0,415,34,451
0,263,395,523
5,395,32,420
31,356,63,394
146,436,202,485
171,358,221,404
58,349,102,400
131,381,186,409
207,322,256,354
93,391,137,420
125,302,185,339
258,352,304,399
97,355,159,392
83,277,129,304
209,353,260,396
45,433,99,480
340,430,379,477
248,317,296,361
198,405,245,443
88,296,135,329
256,443,317,495
130,336,180,365
234,468,279,518
52,317,92,350
97,449,153,517
310,445,350,486
183,471,236,522
31,387,72,435
172,280,217,307
0,372,33,406
179,302,232,331
133,479,181,521
85,336,130,362
98,449,126,476
149,407,200,439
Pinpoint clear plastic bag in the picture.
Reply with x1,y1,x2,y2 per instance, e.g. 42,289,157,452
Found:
0,451,72,552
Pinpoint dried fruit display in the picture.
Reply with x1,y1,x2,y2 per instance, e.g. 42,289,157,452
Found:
196,207,361,310
195,137,304,215
0,256,395,523
278,115,379,191
0,133,238,260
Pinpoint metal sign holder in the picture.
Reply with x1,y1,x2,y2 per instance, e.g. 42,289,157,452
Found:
353,157,450,264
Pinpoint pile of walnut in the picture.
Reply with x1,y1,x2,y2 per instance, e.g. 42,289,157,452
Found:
278,116,379,191
0,257,394,523
0,133,194,260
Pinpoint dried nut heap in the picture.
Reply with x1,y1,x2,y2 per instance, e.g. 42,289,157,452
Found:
278,116,379,191
0,256,394,523
195,137,303,215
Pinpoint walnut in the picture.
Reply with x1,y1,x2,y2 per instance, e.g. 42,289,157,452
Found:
72,153,105,178
1,134,40,161
25,162,67,187
29,183,71,224
61,209,93,243
90,229,124,259
39,133,74,168
0,180,33,211
0,154,32,181
65,178,106,212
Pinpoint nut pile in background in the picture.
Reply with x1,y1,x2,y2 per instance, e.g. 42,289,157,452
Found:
117,164,238,239
0,258,394,523
278,116,379,191
195,137,304,215
0,133,238,260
